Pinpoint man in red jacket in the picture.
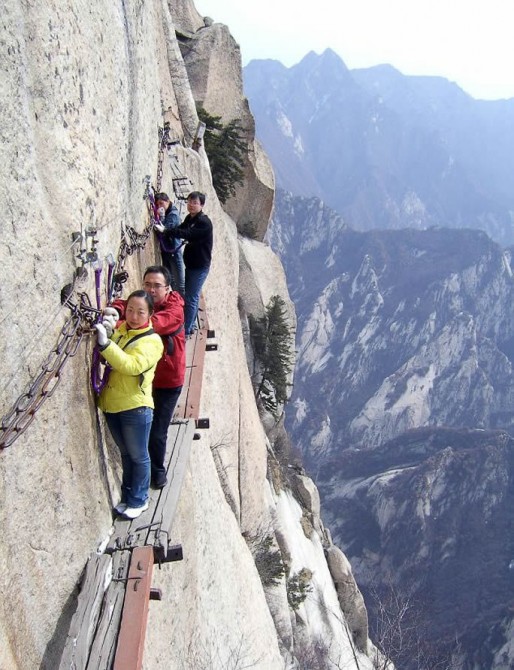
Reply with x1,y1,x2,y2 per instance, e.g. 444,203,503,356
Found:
104,265,185,488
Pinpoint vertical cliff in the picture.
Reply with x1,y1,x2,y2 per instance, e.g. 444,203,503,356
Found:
0,2,375,668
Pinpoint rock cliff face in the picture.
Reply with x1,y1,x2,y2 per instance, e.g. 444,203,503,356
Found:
0,3,373,669
176,10,274,241
269,190,514,667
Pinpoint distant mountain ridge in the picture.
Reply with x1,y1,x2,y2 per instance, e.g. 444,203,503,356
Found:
253,47,514,667
270,191,514,463
269,190,514,667
245,49,514,245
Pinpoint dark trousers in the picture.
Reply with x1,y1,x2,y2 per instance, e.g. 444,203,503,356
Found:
148,386,183,483
162,249,185,297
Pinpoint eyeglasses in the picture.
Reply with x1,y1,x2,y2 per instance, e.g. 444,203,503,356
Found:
143,282,168,290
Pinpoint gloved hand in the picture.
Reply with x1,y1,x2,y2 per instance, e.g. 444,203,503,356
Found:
93,323,109,348
101,307,119,337
154,222,165,233
102,314,117,337
157,207,165,221
104,307,120,320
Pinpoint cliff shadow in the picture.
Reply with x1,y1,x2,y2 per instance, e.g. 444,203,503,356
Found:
39,583,79,670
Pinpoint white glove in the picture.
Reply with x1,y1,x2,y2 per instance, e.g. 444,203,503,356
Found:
102,314,117,337
104,307,120,320
154,222,165,233
93,323,109,347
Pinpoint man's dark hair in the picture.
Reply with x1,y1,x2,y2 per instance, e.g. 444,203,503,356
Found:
154,192,170,202
143,265,172,286
188,191,206,206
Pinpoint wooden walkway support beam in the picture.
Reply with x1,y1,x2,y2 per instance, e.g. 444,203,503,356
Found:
113,546,155,670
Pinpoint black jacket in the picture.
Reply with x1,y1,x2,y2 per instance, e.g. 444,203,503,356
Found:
164,211,213,269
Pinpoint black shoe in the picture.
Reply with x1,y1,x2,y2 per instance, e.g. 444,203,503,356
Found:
152,475,168,489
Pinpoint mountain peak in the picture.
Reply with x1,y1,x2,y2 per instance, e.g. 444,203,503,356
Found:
297,47,348,71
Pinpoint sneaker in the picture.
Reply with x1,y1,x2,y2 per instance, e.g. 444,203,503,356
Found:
122,501,149,520
113,502,127,515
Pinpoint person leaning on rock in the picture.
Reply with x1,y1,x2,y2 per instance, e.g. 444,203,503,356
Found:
154,192,185,297
154,191,213,336
102,265,186,489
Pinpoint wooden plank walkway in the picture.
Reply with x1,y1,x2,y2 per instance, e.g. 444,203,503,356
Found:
106,419,195,554
59,296,214,670
175,296,214,422
59,551,131,670
85,551,131,669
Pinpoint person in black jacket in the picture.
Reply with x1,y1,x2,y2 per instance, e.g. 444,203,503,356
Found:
155,191,213,335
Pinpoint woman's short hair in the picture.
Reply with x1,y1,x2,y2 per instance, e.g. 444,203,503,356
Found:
126,289,154,314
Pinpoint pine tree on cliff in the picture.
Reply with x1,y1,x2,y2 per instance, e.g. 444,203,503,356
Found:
250,295,294,416
196,105,246,204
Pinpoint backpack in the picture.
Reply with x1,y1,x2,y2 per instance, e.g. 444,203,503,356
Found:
164,324,184,356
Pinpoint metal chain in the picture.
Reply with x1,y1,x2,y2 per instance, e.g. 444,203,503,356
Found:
0,301,92,449
111,219,153,299
156,122,171,193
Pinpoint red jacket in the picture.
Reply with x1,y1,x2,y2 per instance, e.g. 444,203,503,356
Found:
112,292,186,389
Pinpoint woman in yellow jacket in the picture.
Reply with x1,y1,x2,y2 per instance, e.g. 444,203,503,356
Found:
94,290,163,519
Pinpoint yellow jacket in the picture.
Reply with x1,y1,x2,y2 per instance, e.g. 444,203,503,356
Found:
97,322,164,413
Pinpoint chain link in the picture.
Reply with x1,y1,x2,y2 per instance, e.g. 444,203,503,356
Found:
111,221,154,300
0,306,87,449
156,122,171,193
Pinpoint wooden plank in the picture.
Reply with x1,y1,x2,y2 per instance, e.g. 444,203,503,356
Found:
197,295,209,330
60,295,209,669
177,327,208,420
146,419,196,546
182,328,208,420
106,423,185,551
174,294,210,419
59,553,112,670
113,546,155,670
86,550,131,670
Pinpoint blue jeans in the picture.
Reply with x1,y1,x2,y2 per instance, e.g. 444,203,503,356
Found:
162,249,185,297
105,407,153,508
184,266,210,335
148,386,183,484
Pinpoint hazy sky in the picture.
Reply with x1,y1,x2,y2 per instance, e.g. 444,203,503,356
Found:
194,0,514,100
